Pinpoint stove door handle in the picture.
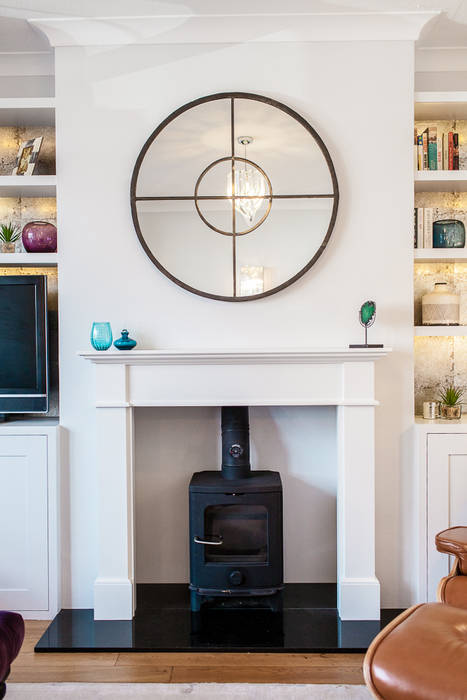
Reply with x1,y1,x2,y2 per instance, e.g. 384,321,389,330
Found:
194,535,224,546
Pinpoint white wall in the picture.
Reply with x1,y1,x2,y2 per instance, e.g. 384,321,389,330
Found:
55,39,414,608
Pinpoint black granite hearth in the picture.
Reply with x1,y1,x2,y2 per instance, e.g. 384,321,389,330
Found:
35,584,403,653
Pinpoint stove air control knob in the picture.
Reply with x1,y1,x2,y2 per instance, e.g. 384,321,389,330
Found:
229,570,243,586
229,444,243,458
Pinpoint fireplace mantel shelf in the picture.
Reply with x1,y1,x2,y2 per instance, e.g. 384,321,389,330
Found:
79,347,391,365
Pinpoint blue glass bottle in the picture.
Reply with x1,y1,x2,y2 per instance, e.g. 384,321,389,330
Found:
433,219,465,248
90,322,113,351
114,329,137,350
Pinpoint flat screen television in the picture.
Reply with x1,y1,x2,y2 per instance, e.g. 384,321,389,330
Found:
0,275,48,415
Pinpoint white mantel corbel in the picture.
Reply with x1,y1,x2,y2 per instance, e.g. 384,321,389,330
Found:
81,347,390,621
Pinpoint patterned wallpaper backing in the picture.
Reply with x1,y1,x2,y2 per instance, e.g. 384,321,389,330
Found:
0,197,56,252
414,189,467,414
0,126,55,176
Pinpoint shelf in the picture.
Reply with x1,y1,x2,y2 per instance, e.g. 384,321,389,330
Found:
414,171,467,192
415,326,467,336
0,98,55,127
414,415,467,429
415,92,467,121
414,249,467,263
0,175,56,197
0,253,57,266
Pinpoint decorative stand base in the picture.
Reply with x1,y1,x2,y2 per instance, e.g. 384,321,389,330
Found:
349,344,384,348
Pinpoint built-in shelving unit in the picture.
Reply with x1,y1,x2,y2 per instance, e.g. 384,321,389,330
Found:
414,170,467,192
0,97,55,126
414,249,467,262
0,252,57,266
0,95,57,265
414,92,467,121
415,326,467,337
0,175,56,197
413,91,467,413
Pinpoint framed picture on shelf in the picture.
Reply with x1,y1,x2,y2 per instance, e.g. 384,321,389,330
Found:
12,136,43,176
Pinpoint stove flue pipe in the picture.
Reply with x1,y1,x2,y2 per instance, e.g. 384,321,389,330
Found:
221,406,251,480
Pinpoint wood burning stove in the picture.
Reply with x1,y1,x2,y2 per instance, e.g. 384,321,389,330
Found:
189,407,283,612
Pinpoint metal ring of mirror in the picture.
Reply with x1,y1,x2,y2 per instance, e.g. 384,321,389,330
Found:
130,92,339,302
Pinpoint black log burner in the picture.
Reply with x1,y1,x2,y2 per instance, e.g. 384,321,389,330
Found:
189,407,283,612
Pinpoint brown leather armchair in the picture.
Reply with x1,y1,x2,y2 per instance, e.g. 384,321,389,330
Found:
363,526,467,699
436,526,467,609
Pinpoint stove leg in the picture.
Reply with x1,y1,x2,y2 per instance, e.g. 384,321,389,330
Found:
190,590,202,612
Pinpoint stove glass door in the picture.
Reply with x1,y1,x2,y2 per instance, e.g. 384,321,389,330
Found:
204,504,268,563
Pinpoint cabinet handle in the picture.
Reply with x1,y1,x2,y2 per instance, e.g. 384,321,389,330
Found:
194,535,223,546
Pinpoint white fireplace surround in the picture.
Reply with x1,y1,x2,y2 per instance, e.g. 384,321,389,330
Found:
81,347,390,621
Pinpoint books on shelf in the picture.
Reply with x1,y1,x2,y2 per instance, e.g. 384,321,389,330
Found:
414,125,460,170
414,207,433,248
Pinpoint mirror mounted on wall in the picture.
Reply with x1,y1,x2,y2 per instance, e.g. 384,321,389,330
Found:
130,92,339,302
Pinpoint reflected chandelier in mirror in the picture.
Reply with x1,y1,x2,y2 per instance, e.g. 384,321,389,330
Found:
130,92,339,301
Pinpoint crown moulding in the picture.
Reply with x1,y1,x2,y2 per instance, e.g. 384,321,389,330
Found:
29,11,439,47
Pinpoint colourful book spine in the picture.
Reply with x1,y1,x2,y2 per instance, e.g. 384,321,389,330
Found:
453,133,459,170
422,129,428,170
414,128,418,171
428,126,437,170
414,208,417,248
417,135,423,170
437,136,442,170
423,208,434,248
417,207,424,248
443,132,449,170
448,132,454,170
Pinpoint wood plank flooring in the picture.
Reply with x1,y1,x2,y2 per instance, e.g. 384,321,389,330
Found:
8,620,365,684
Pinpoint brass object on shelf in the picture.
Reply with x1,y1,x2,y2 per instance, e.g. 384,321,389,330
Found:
423,401,440,419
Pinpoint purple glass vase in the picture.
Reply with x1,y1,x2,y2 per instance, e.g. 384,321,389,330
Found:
22,221,57,253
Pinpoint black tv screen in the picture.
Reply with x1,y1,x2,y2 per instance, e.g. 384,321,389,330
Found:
0,275,48,414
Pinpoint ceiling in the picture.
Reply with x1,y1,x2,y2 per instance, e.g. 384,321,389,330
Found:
0,0,465,48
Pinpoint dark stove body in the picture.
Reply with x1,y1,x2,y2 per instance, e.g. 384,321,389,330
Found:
189,407,283,612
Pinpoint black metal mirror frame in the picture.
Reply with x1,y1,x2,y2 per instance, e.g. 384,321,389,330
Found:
130,92,339,302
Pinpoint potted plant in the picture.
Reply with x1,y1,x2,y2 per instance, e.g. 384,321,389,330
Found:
0,222,20,253
439,384,464,419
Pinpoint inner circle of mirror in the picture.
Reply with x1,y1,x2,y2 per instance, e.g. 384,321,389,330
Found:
131,93,338,301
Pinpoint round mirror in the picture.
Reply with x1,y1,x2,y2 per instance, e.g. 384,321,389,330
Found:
131,93,339,301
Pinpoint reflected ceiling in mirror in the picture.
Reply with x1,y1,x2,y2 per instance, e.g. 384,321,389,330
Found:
131,93,339,301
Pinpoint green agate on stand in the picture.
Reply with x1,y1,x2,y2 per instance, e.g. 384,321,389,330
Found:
360,301,376,326
349,300,383,348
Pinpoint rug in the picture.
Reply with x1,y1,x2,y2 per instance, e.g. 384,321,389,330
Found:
7,684,371,699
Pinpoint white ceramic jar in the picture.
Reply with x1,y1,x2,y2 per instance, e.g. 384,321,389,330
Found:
422,282,460,325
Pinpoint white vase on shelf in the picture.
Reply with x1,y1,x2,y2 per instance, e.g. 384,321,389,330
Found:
422,282,460,325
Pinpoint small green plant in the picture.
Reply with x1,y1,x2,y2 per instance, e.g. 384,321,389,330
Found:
0,222,20,243
439,384,464,406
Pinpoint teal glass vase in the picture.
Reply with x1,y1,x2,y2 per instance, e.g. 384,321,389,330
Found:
91,322,113,351
433,219,465,248
114,329,137,351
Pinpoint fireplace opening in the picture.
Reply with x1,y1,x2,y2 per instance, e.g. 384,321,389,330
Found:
189,406,284,612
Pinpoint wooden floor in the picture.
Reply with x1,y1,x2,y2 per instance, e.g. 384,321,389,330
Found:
8,621,365,684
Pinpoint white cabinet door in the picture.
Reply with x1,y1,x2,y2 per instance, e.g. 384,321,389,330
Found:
0,435,48,610
427,433,467,601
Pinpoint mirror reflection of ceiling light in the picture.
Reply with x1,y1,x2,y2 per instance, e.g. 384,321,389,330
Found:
227,136,269,225
239,265,264,296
